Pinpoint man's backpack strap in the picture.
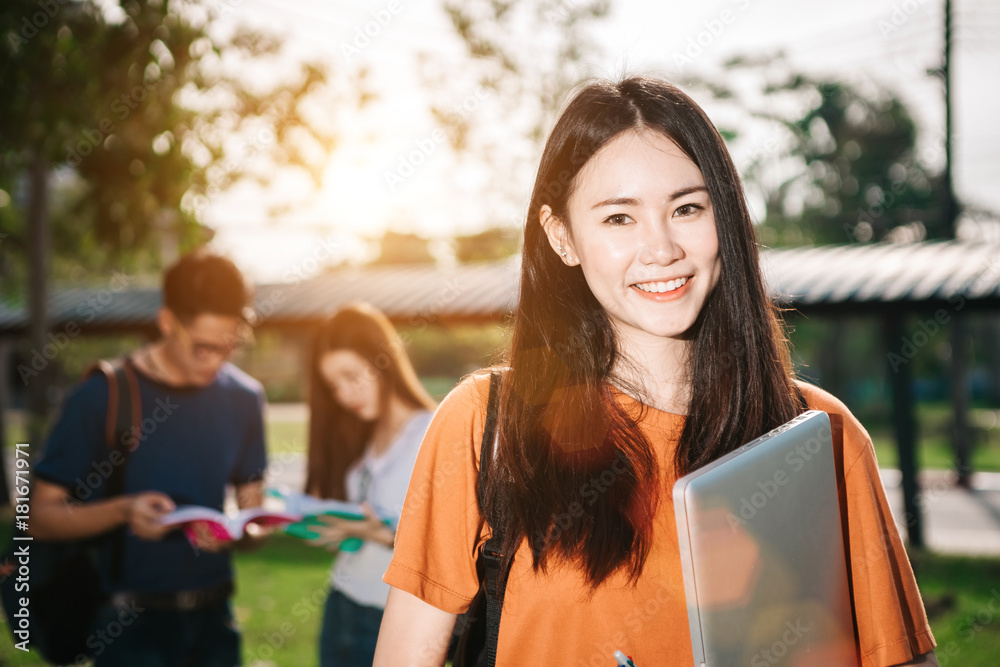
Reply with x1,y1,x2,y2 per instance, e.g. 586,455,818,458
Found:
85,357,142,582
90,358,142,462
477,370,506,667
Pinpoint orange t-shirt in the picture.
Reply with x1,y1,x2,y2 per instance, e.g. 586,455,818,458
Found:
384,372,936,666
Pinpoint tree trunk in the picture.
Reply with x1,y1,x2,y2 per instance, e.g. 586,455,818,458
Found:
984,315,1000,408
0,338,9,507
26,150,50,450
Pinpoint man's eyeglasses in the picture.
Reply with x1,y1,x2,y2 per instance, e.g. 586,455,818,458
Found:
176,323,249,361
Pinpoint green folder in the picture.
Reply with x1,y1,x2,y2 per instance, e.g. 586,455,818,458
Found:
284,511,392,552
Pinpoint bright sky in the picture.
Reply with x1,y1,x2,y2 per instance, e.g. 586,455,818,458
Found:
203,0,1000,282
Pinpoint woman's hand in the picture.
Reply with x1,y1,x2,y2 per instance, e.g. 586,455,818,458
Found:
308,503,395,551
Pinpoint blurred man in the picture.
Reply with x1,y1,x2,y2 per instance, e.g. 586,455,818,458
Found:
30,250,268,666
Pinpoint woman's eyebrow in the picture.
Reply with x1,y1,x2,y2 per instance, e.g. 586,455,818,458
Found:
591,196,640,209
590,185,708,210
669,185,708,200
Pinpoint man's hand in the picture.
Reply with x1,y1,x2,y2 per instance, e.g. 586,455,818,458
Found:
187,520,231,553
232,479,269,552
126,492,176,540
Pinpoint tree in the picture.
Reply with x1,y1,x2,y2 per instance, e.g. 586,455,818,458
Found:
2,0,350,290
0,0,361,470
416,0,611,227
685,54,945,247
454,227,520,263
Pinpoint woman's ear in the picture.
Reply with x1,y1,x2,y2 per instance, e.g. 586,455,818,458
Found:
539,205,579,266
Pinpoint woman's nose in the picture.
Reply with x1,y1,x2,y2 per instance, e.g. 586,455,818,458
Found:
637,220,682,266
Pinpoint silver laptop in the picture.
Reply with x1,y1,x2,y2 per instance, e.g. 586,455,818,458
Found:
673,410,858,667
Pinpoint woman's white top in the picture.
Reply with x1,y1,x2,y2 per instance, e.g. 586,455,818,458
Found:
331,409,433,609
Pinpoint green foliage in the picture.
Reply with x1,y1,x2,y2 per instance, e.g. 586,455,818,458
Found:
401,323,508,379
870,402,1000,472
0,0,358,291
911,551,1000,666
688,54,944,246
4,534,999,665
231,534,332,666
454,227,521,263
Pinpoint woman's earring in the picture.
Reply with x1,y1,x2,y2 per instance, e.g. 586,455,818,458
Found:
559,244,568,258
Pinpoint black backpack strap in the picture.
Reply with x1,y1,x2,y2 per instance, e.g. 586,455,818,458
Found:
477,371,506,667
792,380,808,412
86,357,142,582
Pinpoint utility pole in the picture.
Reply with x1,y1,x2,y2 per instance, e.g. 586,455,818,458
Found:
943,0,973,487
943,0,956,239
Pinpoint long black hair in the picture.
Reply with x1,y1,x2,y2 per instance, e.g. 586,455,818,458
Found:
485,76,800,588
305,302,436,499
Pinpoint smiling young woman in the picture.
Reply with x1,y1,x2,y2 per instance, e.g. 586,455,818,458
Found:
373,77,938,667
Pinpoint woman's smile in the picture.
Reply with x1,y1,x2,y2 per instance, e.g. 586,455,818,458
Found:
631,275,692,300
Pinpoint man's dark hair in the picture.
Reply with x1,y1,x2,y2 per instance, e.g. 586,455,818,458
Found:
163,250,251,322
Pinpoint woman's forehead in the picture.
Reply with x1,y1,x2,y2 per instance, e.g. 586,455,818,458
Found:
570,129,705,204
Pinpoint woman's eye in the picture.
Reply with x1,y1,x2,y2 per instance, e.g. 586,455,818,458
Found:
604,213,632,226
674,203,703,217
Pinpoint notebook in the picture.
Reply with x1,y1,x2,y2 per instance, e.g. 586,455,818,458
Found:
672,410,859,666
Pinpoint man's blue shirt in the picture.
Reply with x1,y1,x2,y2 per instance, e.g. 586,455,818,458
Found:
34,360,268,594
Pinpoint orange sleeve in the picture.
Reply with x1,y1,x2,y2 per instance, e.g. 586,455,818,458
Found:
799,382,937,666
382,372,491,614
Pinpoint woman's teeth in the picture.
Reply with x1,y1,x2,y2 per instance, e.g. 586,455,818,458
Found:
634,276,688,293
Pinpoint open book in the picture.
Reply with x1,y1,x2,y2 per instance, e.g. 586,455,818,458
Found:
269,490,396,551
159,506,302,543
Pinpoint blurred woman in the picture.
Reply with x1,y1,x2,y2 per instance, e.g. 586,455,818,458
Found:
304,301,436,667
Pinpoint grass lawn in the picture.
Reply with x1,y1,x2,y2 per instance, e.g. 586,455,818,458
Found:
2,539,999,665
232,534,332,666
2,390,999,663
909,551,1000,667
867,403,1000,473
